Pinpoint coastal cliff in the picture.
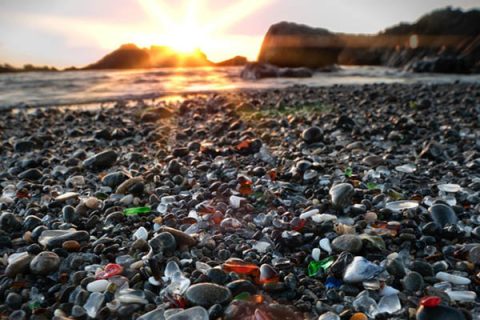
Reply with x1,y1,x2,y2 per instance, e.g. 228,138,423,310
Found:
258,7,480,73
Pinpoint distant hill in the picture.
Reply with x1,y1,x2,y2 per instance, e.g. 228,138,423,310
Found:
83,44,249,70
0,63,58,74
84,43,213,69
216,55,248,67
258,7,480,73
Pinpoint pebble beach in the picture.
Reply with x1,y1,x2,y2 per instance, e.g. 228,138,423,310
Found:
1,82,480,320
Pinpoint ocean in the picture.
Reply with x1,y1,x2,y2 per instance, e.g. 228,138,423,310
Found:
1,66,479,109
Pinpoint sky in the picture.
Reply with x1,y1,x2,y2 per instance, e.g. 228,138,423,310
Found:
0,0,478,68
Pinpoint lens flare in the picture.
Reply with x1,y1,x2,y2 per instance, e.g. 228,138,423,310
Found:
139,0,273,55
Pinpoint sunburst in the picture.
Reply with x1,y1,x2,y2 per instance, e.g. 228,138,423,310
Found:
139,0,272,54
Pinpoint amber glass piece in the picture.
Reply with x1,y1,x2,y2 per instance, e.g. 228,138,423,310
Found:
350,313,368,320
253,294,264,304
236,139,252,151
223,258,260,276
211,212,224,224
268,170,277,181
197,203,216,215
239,185,253,196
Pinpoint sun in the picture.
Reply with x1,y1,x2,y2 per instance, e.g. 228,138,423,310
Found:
167,26,203,54
139,0,273,57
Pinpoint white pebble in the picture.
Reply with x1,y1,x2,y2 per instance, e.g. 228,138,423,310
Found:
299,209,319,220
319,238,332,254
312,248,321,261
87,279,109,292
229,195,245,209
435,272,471,285
133,227,148,241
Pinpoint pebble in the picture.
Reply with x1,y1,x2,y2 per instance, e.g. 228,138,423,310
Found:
87,279,109,292
435,272,471,285
30,251,60,275
83,150,118,170
302,126,323,143
18,168,42,180
329,183,354,210
1,84,480,319
185,283,232,307
158,226,196,247
149,232,177,254
332,234,363,253
84,196,101,209
402,271,424,292
429,204,458,227
62,240,81,251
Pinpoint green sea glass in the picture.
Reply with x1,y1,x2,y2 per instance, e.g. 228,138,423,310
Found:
123,206,151,216
308,256,335,277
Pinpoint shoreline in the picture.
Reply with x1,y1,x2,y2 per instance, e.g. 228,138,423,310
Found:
1,82,480,319
2,66,480,111
1,78,478,112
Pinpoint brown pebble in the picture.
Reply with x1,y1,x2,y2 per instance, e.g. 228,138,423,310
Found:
62,240,81,251
116,177,143,194
159,226,197,247
23,231,33,243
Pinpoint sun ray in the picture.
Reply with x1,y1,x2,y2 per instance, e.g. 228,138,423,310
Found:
202,0,273,35
138,0,176,31
136,0,273,56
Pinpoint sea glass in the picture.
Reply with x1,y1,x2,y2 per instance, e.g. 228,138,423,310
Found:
377,294,401,314
223,258,259,276
133,227,148,240
164,272,191,296
166,306,209,320
164,261,181,280
319,238,332,254
234,292,251,301
385,200,418,212
299,209,319,220
312,248,321,261
238,177,253,196
366,182,380,190
438,184,461,193
343,257,383,283
345,167,353,177
195,261,212,274
118,289,148,304
83,292,105,318
435,272,470,285
308,256,334,276
325,277,342,289
137,307,166,320
123,206,151,216
395,163,416,173
96,263,123,279
229,196,245,209
446,290,477,302
318,311,340,320
352,291,378,318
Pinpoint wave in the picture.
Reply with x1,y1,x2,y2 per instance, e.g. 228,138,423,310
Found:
1,66,479,109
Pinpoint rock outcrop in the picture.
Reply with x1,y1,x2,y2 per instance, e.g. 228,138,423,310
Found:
257,7,480,73
258,22,341,68
240,62,313,79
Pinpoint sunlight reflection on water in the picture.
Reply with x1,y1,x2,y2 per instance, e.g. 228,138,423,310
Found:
0,66,479,108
